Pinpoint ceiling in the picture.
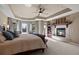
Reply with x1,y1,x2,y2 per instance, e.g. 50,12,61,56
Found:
9,4,72,20
0,4,79,21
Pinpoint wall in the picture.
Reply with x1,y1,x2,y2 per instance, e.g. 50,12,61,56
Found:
68,12,79,43
17,21,39,34
51,12,79,43
0,10,8,29
16,20,45,34
8,18,17,32
0,5,15,18
38,21,44,34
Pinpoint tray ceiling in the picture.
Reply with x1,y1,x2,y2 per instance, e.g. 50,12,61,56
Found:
9,4,71,20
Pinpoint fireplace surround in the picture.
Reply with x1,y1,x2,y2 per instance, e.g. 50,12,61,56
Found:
56,28,66,37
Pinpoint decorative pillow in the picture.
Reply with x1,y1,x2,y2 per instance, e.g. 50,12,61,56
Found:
0,32,6,43
7,31,19,38
2,31,14,40
7,31,15,37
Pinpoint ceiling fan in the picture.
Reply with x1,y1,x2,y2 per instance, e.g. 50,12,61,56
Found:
33,4,48,16
38,7,45,13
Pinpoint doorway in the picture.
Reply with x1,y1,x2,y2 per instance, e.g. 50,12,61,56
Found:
21,23,28,34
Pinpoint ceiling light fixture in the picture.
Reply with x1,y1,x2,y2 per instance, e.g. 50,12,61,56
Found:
33,4,48,17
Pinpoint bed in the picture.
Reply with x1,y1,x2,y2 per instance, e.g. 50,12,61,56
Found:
0,33,47,55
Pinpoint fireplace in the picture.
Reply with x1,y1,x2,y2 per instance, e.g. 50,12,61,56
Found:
56,28,66,37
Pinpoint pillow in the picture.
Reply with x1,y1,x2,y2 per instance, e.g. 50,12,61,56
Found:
2,31,14,40
7,31,15,37
0,32,6,43
7,31,19,38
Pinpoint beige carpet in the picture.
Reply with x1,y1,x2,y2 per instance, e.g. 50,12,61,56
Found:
30,37,79,55
44,37,79,55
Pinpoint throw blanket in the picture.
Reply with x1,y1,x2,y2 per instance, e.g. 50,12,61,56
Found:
31,33,46,44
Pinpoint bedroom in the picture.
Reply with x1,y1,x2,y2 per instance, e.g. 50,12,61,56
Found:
0,4,79,55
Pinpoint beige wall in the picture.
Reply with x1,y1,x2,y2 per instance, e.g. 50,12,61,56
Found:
38,21,44,34
68,12,79,43
51,12,79,43
18,21,39,33
0,11,8,29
